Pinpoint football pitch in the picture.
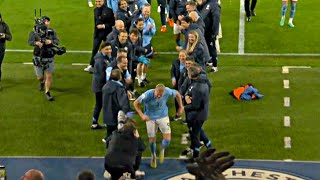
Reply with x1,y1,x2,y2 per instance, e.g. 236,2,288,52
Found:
1,0,320,165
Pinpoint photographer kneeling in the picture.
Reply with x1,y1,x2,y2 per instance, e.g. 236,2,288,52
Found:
28,16,65,101
104,119,146,180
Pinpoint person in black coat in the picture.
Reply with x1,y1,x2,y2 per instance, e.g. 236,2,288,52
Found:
0,13,12,82
110,30,133,74
102,68,131,138
106,20,125,43
171,50,188,120
91,42,113,129
183,64,213,158
177,16,210,67
85,0,115,73
197,0,221,72
104,119,146,180
116,0,134,32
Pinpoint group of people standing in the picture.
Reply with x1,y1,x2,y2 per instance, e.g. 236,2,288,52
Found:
86,0,218,178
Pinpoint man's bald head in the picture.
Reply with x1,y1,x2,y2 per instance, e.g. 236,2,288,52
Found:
115,20,125,31
189,11,199,22
21,169,44,180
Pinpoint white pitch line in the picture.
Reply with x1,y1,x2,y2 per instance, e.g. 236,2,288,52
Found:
238,0,245,54
284,97,290,107
284,137,292,149
72,63,89,66
284,116,291,127
22,62,33,65
282,67,289,74
282,66,312,74
283,80,290,89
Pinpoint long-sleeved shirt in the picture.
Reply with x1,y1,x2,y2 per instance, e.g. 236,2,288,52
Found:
140,15,156,47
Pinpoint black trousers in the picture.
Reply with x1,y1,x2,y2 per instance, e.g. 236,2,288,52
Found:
90,37,105,66
204,32,218,67
157,0,167,26
245,0,257,17
0,45,5,81
92,92,103,123
187,119,210,158
106,125,118,138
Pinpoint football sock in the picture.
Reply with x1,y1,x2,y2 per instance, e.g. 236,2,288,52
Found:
150,142,156,156
290,2,296,19
281,4,288,17
161,139,170,150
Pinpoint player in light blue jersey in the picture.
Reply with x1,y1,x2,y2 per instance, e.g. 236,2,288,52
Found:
280,0,298,27
134,84,184,168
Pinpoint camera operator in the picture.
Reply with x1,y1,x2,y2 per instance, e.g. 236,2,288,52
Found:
28,16,60,101
0,13,12,84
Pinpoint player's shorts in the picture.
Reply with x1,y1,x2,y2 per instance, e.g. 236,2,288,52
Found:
173,23,181,35
146,116,171,138
33,57,54,78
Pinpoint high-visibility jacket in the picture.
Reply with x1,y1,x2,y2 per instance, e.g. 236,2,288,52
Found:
232,84,256,100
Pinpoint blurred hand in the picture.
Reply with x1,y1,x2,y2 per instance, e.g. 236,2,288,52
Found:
186,148,235,180
147,24,153,30
45,39,52,45
172,79,176,87
35,41,43,48
177,106,184,116
97,24,105,29
134,129,140,138
141,114,150,121
0,33,5,38
176,46,182,52
185,95,192,104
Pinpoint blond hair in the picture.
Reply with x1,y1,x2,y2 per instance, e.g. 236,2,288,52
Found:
186,31,199,55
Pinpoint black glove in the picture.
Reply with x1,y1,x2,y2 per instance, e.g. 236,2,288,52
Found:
186,148,235,180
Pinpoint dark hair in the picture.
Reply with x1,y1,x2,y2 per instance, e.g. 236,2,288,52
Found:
100,42,111,50
121,119,137,134
185,56,195,62
117,48,128,53
188,65,200,78
118,0,128,6
110,69,122,81
77,170,95,180
181,16,193,24
186,1,197,6
135,18,144,24
116,55,127,64
186,1,196,6
130,28,140,36
118,29,128,36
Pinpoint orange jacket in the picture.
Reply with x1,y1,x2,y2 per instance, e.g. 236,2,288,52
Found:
233,84,256,100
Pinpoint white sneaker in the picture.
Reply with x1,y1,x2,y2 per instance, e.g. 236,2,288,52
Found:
103,170,111,179
88,1,94,7
84,65,93,72
135,170,145,177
